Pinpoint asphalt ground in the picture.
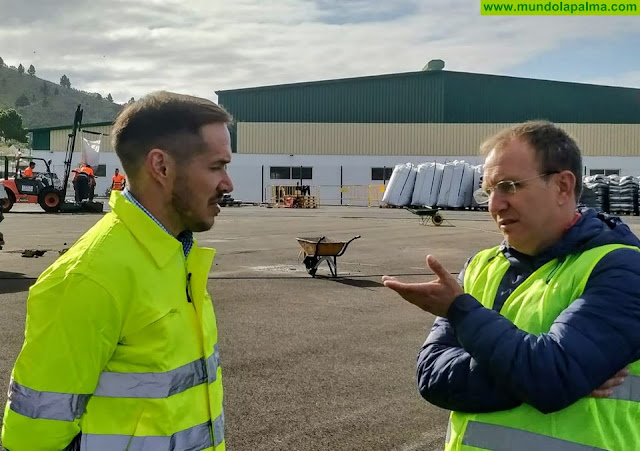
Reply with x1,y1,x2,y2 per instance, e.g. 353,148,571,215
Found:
3,203,638,450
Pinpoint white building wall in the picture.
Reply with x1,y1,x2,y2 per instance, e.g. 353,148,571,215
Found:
226,154,640,204
33,150,640,205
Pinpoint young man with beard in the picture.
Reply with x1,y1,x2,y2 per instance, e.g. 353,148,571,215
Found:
383,121,640,450
2,91,234,450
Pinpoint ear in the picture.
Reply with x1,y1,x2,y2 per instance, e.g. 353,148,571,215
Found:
556,170,576,205
145,148,176,188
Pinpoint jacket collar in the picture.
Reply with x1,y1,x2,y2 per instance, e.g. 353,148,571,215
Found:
109,191,183,268
500,207,640,270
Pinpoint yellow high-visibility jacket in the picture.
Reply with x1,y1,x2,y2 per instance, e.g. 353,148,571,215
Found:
446,244,640,450
2,191,224,450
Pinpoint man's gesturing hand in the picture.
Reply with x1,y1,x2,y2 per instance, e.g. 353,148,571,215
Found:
382,255,463,317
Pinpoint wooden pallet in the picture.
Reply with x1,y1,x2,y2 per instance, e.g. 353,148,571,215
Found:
273,195,318,208
300,196,318,209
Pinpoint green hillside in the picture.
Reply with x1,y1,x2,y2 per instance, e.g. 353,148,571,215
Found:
0,64,123,129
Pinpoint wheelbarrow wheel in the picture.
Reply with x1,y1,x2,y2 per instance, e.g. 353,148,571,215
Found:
432,213,443,226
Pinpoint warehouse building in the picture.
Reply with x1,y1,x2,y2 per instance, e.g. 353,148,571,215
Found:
30,65,640,203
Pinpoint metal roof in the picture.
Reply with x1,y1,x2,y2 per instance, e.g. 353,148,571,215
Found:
217,70,640,124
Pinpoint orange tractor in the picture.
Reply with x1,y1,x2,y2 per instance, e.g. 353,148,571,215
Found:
1,156,64,213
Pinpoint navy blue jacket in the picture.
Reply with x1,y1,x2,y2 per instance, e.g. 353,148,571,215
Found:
417,208,640,414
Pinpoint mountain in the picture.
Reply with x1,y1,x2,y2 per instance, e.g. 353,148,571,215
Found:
0,63,123,129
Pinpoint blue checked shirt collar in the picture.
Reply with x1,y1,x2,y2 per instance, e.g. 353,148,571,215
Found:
122,189,193,257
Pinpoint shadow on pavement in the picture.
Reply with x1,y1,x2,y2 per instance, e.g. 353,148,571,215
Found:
323,277,385,288
0,271,36,294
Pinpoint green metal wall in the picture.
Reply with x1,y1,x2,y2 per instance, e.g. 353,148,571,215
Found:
443,73,640,124
217,70,640,124
31,130,50,150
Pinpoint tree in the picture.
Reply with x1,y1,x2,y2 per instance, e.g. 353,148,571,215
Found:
28,64,36,76
1,78,6,87
128,97,135,104
107,93,114,102
96,93,102,100
54,87,59,95
60,74,71,88
0,109,28,142
17,64,24,75
41,81,49,96
0,57,4,66
14,94,30,107
42,97,49,107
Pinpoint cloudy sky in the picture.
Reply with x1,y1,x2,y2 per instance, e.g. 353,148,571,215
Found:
1,0,639,104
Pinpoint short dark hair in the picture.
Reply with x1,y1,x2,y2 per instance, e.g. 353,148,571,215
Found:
29,161,35,167
481,120,583,200
112,91,233,177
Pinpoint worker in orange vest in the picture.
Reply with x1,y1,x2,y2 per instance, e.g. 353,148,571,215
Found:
111,168,126,191
80,164,95,178
23,161,36,178
78,164,96,202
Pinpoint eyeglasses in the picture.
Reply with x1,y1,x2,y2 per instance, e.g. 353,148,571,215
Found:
473,172,559,205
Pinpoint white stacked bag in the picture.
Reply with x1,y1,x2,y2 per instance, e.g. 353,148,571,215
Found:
411,163,444,207
435,163,454,208
381,163,417,206
437,160,475,208
471,165,484,208
382,160,484,208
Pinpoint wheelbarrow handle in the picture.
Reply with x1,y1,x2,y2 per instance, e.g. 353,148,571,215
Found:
313,236,326,257
336,235,361,257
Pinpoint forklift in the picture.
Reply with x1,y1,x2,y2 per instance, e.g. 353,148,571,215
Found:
0,105,103,213
58,105,104,213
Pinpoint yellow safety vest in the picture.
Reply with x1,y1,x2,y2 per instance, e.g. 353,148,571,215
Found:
2,191,225,450
445,244,640,450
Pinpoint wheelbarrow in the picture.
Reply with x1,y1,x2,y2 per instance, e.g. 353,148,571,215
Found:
296,235,361,277
406,207,444,226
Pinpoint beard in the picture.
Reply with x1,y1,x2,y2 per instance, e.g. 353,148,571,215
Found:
171,173,217,233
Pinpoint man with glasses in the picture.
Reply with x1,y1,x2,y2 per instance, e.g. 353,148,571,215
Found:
383,121,640,450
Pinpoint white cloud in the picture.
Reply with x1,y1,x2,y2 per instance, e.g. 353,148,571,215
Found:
581,71,640,89
0,0,638,104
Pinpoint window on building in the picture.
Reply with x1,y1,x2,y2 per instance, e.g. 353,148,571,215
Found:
371,167,394,181
291,166,313,180
270,166,291,179
270,166,313,180
589,169,620,176
95,164,107,177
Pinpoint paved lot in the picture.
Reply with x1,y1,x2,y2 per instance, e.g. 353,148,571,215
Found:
2,203,637,450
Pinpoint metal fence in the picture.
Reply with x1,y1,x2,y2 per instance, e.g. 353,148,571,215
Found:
264,184,385,207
